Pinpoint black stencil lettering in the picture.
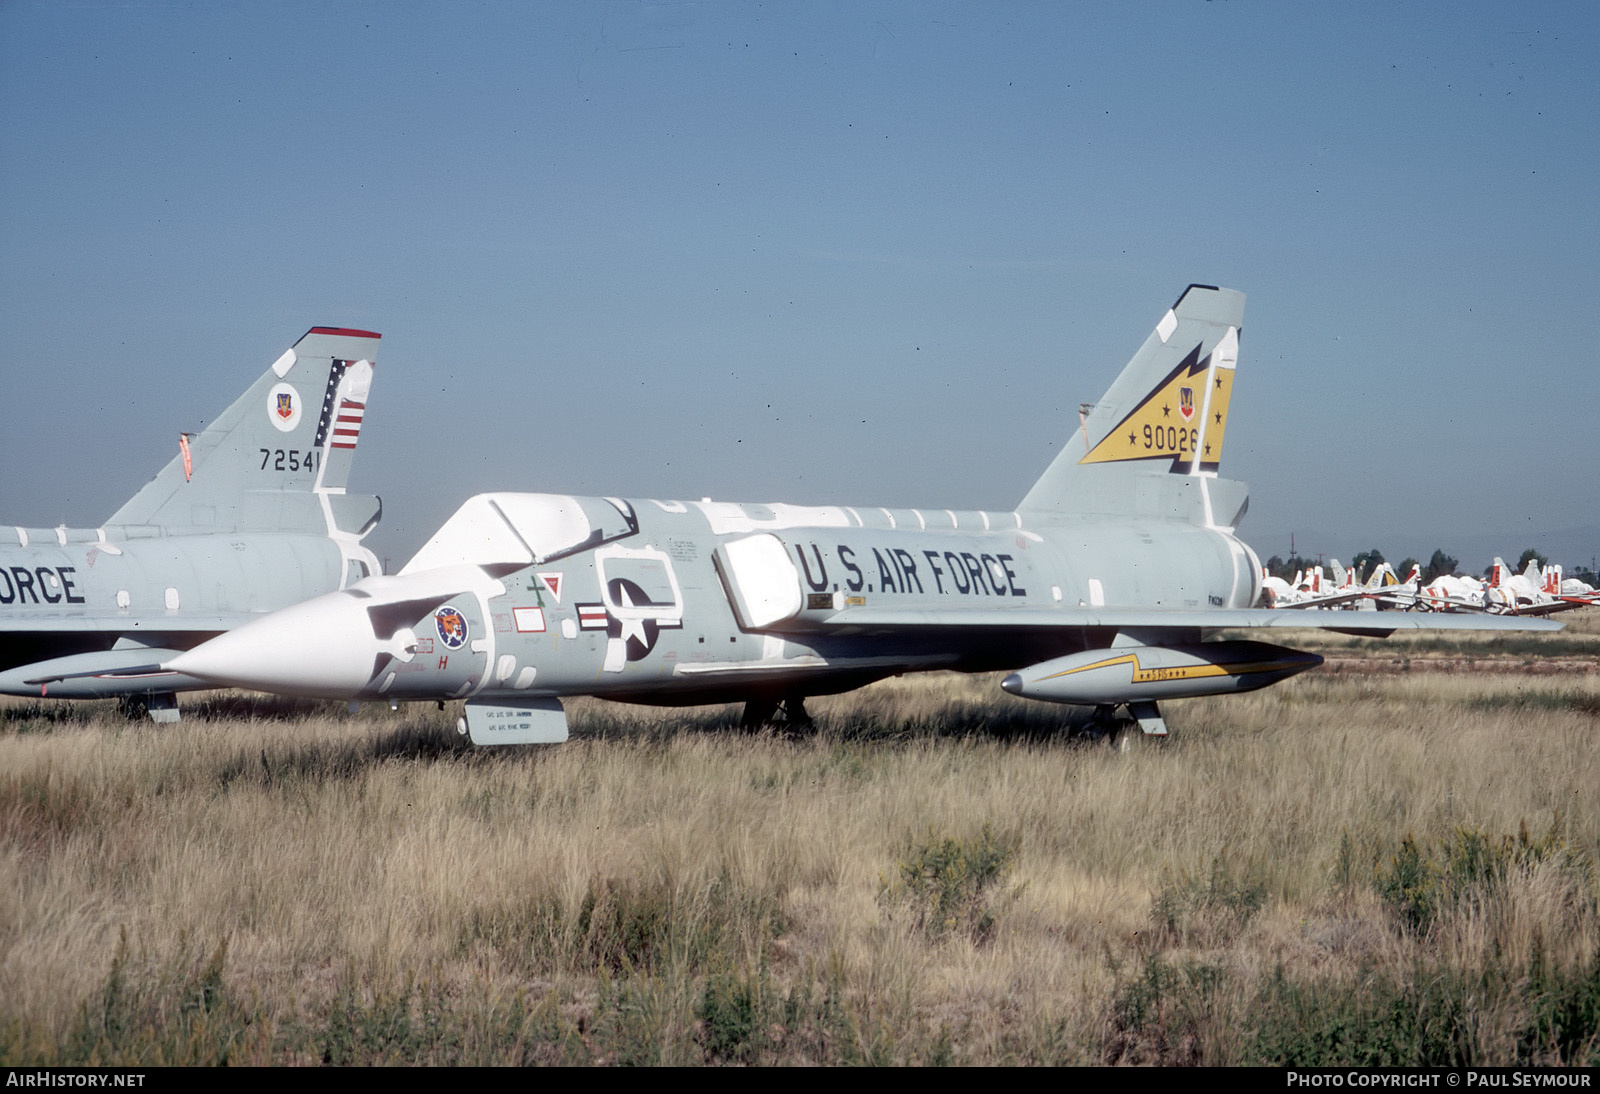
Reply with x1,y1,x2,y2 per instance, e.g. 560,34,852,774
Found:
796,543,829,591
943,552,970,594
979,554,1007,597
998,554,1026,597
839,545,863,591
892,549,922,593
960,552,990,595
873,548,898,594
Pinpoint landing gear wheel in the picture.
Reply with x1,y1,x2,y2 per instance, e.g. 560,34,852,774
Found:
1081,704,1120,744
116,692,180,723
739,698,778,731
777,696,814,733
739,695,814,734
1081,702,1164,749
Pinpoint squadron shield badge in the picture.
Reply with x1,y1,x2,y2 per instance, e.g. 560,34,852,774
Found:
267,383,302,432
435,606,469,650
1179,385,1195,421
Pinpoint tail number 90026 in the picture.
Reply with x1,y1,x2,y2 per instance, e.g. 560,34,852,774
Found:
1142,425,1198,453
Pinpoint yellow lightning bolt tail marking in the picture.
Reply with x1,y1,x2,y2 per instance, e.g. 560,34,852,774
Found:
1077,325,1239,472
1078,359,1209,466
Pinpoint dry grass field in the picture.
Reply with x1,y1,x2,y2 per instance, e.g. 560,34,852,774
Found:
3,609,1598,1065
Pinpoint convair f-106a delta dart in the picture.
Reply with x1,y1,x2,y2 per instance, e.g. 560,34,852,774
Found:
167,287,1556,743
0,327,383,720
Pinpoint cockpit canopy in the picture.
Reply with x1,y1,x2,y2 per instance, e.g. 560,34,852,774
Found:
400,493,637,574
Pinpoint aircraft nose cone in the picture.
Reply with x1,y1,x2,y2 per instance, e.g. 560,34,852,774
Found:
168,591,380,699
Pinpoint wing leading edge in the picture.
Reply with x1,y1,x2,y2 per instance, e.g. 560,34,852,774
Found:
808,605,1562,636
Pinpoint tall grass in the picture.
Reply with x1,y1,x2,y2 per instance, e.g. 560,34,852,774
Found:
2,633,1598,1064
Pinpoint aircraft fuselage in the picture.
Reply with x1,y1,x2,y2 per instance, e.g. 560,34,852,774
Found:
171,492,1262,709
0,527,371,697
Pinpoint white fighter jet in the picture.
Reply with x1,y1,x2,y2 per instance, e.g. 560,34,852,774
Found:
165,287,1558,744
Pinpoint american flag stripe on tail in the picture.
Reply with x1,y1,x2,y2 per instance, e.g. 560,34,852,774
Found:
330,400,365,449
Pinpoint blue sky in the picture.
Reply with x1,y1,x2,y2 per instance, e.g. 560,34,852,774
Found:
2,1,1595,572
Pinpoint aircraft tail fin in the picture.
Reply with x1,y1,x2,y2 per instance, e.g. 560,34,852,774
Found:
1542,564,1562,596
1490,558,1509,589
106,327,382,537
1019,285,1246,526
1330,559,1349,588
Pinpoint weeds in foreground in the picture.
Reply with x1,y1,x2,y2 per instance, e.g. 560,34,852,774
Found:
880,824,1021,944
5,664,1600,1065
1104,953,1227,1064
1249,963,1476,1066
1373,820,1593,935
1,933,969,1066
1150,858,1269,946
1100,823,1600,1066
459,869,786,979
1522,938,1600,1065
3,929,254,1066
1251,943,1596,1067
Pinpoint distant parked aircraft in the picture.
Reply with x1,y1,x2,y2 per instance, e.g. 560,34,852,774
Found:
1260,559,1390,611
1483,558,1600,616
